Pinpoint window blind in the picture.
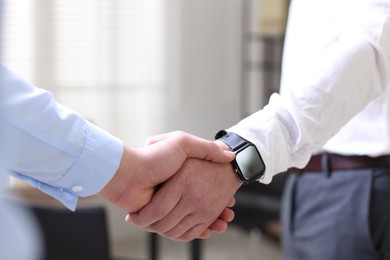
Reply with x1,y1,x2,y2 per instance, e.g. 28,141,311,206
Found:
2,0,167,146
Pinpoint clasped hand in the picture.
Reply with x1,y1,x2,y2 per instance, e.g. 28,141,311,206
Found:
99,131,243,241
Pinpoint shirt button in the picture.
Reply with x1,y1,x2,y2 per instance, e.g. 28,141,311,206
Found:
72,185,83,193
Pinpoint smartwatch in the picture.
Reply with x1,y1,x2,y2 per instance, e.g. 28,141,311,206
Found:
215,130,265,184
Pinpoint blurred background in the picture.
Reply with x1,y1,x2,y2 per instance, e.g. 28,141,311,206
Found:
2,0,290,259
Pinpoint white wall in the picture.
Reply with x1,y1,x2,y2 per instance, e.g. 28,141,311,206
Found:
162,0,243,139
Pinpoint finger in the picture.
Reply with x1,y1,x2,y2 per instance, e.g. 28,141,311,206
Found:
176,223,213,242
145,131,205,146
127,183,182,228
125,214,133,224
147,131,235,163
217,208,235,223
198,228,212,240
138,208,189,235
208,219,229,233
180,134,235,163
158,213,205,239
159,203,227,240
227,197,236,208
161,221,208,242
142,199,193,234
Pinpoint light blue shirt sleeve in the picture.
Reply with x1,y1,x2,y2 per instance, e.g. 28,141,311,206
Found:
0,64,124,210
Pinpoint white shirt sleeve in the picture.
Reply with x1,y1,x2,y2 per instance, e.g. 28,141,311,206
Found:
0,64,123,210
228,0,390,184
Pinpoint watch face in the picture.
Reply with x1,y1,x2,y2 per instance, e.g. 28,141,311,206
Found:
235,145,265,181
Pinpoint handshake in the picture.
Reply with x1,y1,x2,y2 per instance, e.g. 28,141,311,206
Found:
98,131,244,242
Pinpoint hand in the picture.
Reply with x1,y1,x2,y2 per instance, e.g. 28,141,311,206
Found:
197,197,236,239
98,131,235,213
126,151,243,241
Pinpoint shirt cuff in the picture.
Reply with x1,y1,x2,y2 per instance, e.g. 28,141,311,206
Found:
51,121,124,198
10,172,79,211
11,122,123,210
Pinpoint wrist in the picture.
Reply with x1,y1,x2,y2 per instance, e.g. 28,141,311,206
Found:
98,145,129,198
98,145,146,211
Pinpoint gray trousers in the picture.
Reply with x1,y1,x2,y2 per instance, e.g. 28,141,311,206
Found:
282,167,390,260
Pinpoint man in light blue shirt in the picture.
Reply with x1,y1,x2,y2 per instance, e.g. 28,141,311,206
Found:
0,64,235,259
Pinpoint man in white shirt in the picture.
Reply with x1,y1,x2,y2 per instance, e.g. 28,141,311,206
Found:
128,0,390,258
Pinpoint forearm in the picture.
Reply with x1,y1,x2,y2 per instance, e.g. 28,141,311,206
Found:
1,64,123,209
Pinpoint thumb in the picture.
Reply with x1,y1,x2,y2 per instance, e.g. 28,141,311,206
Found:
182,135,235,163
145,132,174,146
147,131,235,163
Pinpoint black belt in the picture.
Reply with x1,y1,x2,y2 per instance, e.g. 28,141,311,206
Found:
289,154,390,173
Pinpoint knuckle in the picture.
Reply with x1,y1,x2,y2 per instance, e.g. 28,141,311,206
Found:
145,136,155,145
181,175,193,191
148,222,166,234
155,204,169,220
174,130,186,139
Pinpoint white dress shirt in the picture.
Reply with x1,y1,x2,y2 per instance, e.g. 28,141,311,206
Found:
0,64,124,210
229,0,390,183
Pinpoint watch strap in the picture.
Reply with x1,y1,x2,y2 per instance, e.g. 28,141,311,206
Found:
215,130,247,151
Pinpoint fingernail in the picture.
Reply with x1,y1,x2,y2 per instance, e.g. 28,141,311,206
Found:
125,214,133,224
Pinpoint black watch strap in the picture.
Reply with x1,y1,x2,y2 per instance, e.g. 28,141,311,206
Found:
215,130,247,152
